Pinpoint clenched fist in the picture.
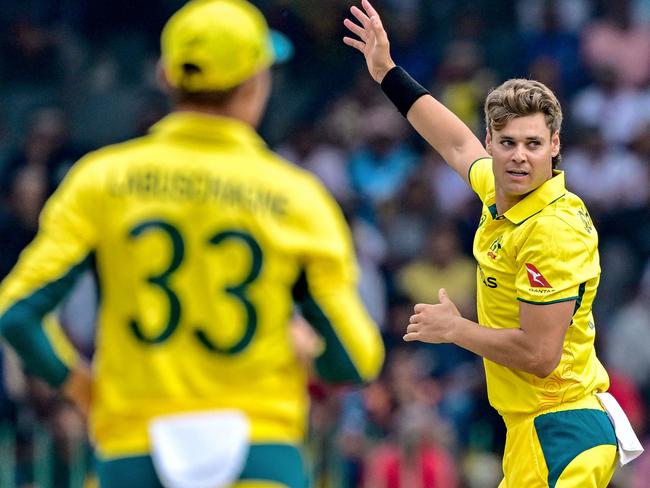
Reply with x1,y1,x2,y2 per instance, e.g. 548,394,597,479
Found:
404,288,462,344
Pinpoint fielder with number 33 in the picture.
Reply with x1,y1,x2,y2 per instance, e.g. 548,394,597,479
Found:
0,1,384,487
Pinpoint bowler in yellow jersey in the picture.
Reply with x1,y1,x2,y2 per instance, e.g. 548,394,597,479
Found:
0,1,384,487
344,1,642,486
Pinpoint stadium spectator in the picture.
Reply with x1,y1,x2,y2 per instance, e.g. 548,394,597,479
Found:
562,124,649,214
1,107,83,197
518,1,583,96
277,123,354,205
581,0,650,89
0,165,46,280
397,221,476,318
348,103,418,213
571,67,650,147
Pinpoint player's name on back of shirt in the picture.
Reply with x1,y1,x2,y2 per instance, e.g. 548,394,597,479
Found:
107,167,289,218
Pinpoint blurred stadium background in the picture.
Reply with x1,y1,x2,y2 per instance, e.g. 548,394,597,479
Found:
0,0,649,487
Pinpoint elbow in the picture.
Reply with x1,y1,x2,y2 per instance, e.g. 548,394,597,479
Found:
358,344,385,383
315,359,366,384
530,353,561,378
0,312,24,342
315,338,385,385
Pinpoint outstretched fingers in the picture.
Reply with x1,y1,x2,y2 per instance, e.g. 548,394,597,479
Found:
370,16,388,46
350,5,371,29
413,303,428,314
343,18,367,41
406,322,419,334
344,2,395,84
360,1,389,45
343,36,365,52
361,0,379,18
403,332,419,342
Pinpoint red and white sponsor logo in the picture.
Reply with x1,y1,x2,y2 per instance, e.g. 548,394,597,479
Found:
525,263,552,288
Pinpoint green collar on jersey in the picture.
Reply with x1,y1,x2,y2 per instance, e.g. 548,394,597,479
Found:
503,169,566,225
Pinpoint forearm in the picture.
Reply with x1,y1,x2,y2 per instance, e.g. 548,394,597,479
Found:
449,317,554,377
0,247,92,387
406,95,487,180
0,307,70,386
1,310,91,416
379,67,487,180
293,271,384,383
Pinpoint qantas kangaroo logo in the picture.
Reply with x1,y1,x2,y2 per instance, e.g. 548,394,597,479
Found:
525,263,552,288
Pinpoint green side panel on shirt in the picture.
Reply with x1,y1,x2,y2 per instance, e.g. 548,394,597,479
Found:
292,270,362,383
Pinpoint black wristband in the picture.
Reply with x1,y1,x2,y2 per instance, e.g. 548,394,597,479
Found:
380,66,430,117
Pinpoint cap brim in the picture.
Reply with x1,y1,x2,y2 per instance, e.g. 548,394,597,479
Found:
270,30,293,64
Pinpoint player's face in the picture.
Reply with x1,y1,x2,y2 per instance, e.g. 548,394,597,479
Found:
486,113,559,211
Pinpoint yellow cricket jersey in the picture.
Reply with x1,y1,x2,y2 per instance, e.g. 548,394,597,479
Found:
0,112,384,458
469,157,609,416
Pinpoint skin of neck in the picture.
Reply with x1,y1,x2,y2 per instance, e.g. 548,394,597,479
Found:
164,68,272,129
495,187,529,215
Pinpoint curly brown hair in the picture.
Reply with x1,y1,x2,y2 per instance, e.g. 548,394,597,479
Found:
484,79,563,168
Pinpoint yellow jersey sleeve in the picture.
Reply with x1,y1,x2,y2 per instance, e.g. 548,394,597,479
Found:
515,216,597,304
292,179,384,383
468,157,495,204
0,157,98,385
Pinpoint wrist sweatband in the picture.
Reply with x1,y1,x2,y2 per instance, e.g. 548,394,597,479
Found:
380,66,430,117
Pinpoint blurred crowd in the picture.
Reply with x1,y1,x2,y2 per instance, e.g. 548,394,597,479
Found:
0,0,650,487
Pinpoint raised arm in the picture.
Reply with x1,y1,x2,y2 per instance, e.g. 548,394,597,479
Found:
344,0,488,184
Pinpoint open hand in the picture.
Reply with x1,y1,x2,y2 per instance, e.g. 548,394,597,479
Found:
61,362,92,420
343,0,396,83
404,289,461,344
291,315,324,366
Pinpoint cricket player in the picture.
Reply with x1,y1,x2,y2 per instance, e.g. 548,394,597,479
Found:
0,1,384,487
344,1,643,486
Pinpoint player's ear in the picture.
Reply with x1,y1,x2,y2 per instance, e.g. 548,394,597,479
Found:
156,60,174,94
485,129,493,156
550,130,560,158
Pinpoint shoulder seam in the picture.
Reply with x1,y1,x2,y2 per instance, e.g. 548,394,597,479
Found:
514,213,593,258
467,156,490,188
